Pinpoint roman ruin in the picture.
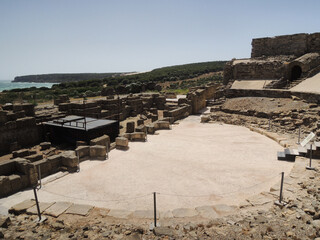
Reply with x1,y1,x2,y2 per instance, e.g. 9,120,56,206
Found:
1,32,320,239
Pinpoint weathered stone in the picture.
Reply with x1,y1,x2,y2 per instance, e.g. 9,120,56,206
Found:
90,135,110,149
0,176,12,197
40,142,51,150
132,210,159,219
44,202,72,217
75,146,90,159
90,145,106,160
130,132,146,141
0,216,10,228
116,137,129,150
9,199,36,215
212,204,238,215
26,202,54,215
65,204,93,216
153,227,175,237
60,151,78,168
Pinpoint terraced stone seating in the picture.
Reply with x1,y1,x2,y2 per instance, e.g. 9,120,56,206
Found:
277,141,320,161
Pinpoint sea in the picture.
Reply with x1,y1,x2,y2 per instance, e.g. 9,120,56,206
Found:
0,80,55,92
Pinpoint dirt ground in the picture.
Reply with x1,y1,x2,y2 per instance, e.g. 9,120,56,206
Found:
0,115,293,213
222,97,310,114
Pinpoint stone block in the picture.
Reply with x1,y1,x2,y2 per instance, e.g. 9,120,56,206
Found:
116,137,129,150
33,159,52,178
126,121,135,133
61,151,78,168
146,124,155,134
8,174,22,193
47,155,62,172
13,158,30,175
90,135,110,149
130,132,146,141
155,120,170,130
0,160,15,176
25,154,43,162
75,146,90,160
135,125,146,133
12,149,30,158
40,142,51,151
0,176,11,197
65,204,93,216
89,145,106,160
151,114,158,122
9,199,36,215
44,202,72,217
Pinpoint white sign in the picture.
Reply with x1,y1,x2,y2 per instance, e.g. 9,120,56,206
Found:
301,132,315,147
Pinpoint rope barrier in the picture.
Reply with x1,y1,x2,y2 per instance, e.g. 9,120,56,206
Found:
39,172,283,203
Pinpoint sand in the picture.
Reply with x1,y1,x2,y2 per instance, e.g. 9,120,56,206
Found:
0,116,293,212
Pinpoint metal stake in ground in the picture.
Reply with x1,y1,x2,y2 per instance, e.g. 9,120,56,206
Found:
37,165,42,189
153,192,157,228
32,187,47,223
306,143,315,170
274,172,286,206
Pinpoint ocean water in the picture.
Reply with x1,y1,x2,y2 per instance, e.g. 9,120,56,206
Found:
0,80,55,92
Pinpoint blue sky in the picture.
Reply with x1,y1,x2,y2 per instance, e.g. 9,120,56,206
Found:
0,0,319,80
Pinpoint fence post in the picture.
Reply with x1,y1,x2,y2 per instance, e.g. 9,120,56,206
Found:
37,165,42,189
306,143,315,170
275,172,286,206
33,187,41,221
153,192,157,228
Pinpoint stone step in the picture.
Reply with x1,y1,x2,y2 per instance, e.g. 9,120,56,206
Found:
277,151,296,161
298,146,307,156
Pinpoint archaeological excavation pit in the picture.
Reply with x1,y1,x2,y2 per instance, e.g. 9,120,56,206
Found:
1,116,293,213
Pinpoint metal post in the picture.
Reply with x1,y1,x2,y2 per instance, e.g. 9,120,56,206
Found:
279,172,284,203
153,192,157,228
37,165,42,189
33,187,41,221
306,144,315,170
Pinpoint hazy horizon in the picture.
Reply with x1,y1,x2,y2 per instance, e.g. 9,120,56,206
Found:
1,0,320,79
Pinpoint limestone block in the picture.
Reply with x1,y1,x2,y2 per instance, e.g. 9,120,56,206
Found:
0,176,11,197
0,160,15,176
89,145,106,160
61,151,78,168
12,149,30,158
13,158,30,175
8,174,22,193
146,124,155,134
155,120,170,130
47,155,62,171
126,121,135,133
151,114,158,122
40,142,51,151
201,115,211,123
116,137,129,150
25,154,43,162
33,159,52,178
130,132,146,141
76,146,90,159
90,135,110,149
135,125,146,133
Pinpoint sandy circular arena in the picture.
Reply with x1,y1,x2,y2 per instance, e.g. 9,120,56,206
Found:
0,116,293,212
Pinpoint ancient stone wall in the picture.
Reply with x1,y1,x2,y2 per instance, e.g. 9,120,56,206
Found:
0,104,40,155
251,32,320,58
